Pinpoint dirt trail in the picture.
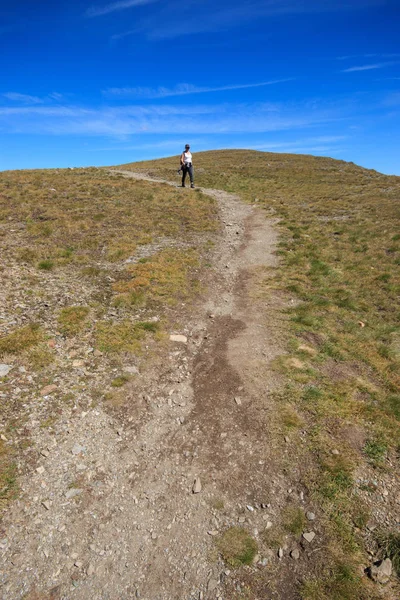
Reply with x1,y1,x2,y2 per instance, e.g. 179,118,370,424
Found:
1,172,289,600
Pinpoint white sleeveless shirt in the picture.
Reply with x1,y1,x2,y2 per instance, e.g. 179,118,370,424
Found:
183,151,192,165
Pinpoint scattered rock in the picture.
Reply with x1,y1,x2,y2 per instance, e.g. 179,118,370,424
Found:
284,436,290,443
331,449,340,455
306,512,316,521
72,360,84,368
246,505,254,512
65,488,83,499
207,530,219,537
123,365,139,375
278,548,284,558
192,477,202,494
36,466,45,475
265,521,273,530
71,444,85,456
302,531,315,543
290,549,300,560
234,396,242,406
207,578,219,592
87,564,95,576
42,500,51,511
170,334,187,343
93,349,102,357
0,364,12,377
40,384,57,396
369,558,392,585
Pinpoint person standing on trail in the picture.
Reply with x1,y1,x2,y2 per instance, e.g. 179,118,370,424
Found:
180,144,195,188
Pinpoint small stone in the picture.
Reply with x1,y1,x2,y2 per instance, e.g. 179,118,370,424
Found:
302,531,315,543
170,334,187,343
93,349,102,357
278,547,284,558
71,444,85,456
0,364,12,377
306,512,316,521
65,488,83,499
246,505,254,512
42,500,51,511
192,477,202,493
291,549,300,560
40,449,50,458
74,560,83,568
151,532,157,540
207,530,219,536
284,436,290,443
207,579,219,592
382,489,389,497
87,564,95,576
36,466,45,474
72,360,84,367
40,384,57,396
47,339,56,348
370,558,392,584
234,397,242,406
265,521,273,530
123,365,139,375
331,449,340,455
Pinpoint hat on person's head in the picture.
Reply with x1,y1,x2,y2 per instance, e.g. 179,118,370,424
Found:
185,144,190,148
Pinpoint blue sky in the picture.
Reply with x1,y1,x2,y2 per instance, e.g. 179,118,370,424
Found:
0,0,399,174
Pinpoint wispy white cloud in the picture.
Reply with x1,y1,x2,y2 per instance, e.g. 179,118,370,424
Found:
341,61,398,72
104,79,294,99
0,100,344,137
337,53,400,60
113,0,385,41
2,92,44,104
86,0,158,18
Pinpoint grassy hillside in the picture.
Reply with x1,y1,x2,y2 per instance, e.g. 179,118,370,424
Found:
119,150,400,598
0,166,218,507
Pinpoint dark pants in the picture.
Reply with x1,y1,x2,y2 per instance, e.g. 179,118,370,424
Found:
182,164,194,186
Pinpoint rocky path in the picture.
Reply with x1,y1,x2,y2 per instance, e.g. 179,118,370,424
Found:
1,172,294,600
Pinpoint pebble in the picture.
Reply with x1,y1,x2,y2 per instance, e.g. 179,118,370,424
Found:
36,466,45,475
284,436,290,443
65,488,83,499
265,521,273,530
278,548,284,558
370,558,392,584
331,449,340,455
192,477,202,494
238,516,246,523
40,384,57,396
234,397,242,405
169,334,187,343
246,505,254,512
290,549,300,560
306,512,316,521
42,500,51,511
0,364,12,377
123,365,139,375
207,530,219,536
87,564,95,576
71,444,85,456
207,579,219,592
72,360,84,367
302,531,316,543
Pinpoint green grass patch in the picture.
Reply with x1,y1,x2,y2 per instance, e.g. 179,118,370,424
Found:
217,527,258,567
0,323,42,356
58,305,90,336
95,320,159,354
